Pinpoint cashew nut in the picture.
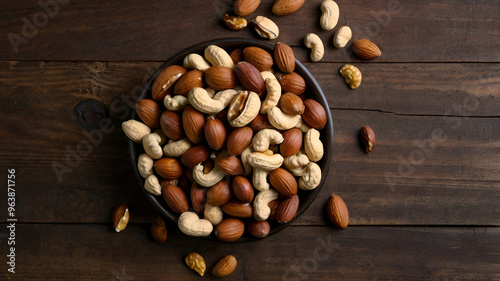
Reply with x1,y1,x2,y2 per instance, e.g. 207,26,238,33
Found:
299,162,322,190
261,70,275,81
204,45,234,68
240,145,254,176
183,53,211,72
163,138,193,157
253,168,270,191
247,151,284,170
320,0,339,31
122,120,151,143
284,151,310,176
294,119,312,133
188,87,238,114
253,189,279,221
164,94,189,111
137,153,154,178
228,91,261,127
334,26,352,48
304,33,324,62
193,150,228,187
260,78,282,114
143,133,163,159
252,129,284,152
304,129,324,162
178,211,213,237
267,107,301,130
204,203,223,226
144,174,161,195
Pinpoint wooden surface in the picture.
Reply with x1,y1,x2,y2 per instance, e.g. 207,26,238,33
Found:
0,0,499,280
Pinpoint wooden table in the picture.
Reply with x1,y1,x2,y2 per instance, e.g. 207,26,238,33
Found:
1,0,499,280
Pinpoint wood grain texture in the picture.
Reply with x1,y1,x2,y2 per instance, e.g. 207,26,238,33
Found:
1,224,498,280
0,0,498,62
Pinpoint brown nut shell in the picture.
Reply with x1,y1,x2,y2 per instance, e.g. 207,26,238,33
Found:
352,39,381,60
246,220,270,238
221,199,253,218
181,145,210,168
234,0,261,16
280,128,303,157
360,125,376,153
231,176,254,203
154,157,183,180
275,194,299,223
152,65,187,101
151,216,168,243
205,66,239,91
160,111,185,140
182,106,205,144
173,69,203,96
226,127,253,156
206,178,231,206
278,72,306,95
269,168,298,197
243,46,273,72
302,99,327,130
214,218,245,242
234,61,265,95
279,93,305,115
204,117,226,150
327,194,349,229
217,156,245,176
190,183,207,212
162,184,189,214
212,255,237,278
248,113,274,131
274,42,295,73
136,99,161,128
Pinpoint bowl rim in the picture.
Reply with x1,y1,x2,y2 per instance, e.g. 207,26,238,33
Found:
128,37,334,242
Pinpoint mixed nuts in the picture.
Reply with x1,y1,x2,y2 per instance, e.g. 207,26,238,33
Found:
122,42,326,242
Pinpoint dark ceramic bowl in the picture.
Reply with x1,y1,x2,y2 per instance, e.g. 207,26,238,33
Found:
129,38,334,242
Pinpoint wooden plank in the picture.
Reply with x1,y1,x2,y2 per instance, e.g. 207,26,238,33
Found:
0,0,498,62
3,224,499,280
0,61,498,116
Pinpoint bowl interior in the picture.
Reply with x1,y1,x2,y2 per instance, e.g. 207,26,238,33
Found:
129,38,334,242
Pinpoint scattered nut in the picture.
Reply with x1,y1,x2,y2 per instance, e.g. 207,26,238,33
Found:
320,0,339,30
327,194,349,229
212,255,237,278
304,33,324,62
252,16,279,39
272,0,306,16
360,125,376,153
223,13,248,31
352,39,382,60
234,0,261,17
333,26,352,48
112,203,129,233
340,64,362,89
185,252,206,276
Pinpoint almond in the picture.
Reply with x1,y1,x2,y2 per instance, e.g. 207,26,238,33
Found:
243,46,273,72
152,65,187,101
272,0,305,16
302,99,327,130
162,184,189,214
205,66,239,91
280,128,303,157
352,39,381,60
269,168,298,197
181,145,210,168
278,72,306,95
154,157,183,180
231,176,254,203
204,117,226,150
234,0,261,17
275,194,299,223
217,156,245,176
226,127,253,156
274,42,295,73
327,194,349,229
150,216,168,243
112,203,129,232
279,92,304,115
173,69,203,95
206,178,231,206
248,114,274,131
214,218,245,242
160,111,185,140
136,99,161,128
212,255,237,278
182,105,205,144
229,49,244,64
221,199,253,218
234,61,265,95
246,220,270,238
202,159,214,174
360,125,376,153
190,183,207,212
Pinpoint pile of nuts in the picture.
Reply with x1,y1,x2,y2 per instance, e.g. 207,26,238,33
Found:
122,42,327,242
